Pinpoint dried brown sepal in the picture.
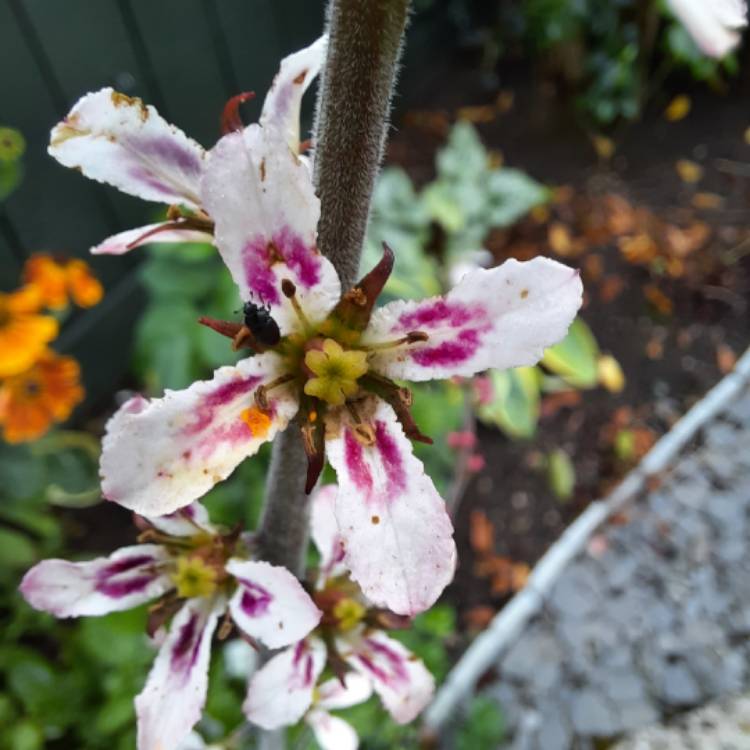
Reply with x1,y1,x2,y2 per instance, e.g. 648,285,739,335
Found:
368,608,411,630
301,398,326,494
146,593,182,638
198,316,244,341
220,91,256,134
360,374,432,445
328,243,395,333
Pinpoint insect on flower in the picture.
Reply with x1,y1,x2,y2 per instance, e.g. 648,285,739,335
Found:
241,297,281,347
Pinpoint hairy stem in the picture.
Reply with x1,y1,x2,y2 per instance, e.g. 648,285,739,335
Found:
314,0,410,289
257,0,410,576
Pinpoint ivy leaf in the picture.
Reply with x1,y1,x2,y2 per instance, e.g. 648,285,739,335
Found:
541,318,599,388
477,367,541,439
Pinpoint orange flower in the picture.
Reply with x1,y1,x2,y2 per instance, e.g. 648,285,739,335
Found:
0,286,59,378
0,349,84,443
24,254,103,309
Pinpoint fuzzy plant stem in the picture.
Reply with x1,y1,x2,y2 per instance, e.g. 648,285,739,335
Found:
256,0,410,576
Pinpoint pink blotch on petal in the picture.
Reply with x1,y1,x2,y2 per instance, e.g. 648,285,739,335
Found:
398,300,477,330
344,431,373,493
183,375,262,435
411,328,485,368
375,420,406,500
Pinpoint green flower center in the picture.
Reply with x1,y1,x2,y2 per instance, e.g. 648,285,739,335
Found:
172,555,219,599
303,338,369,407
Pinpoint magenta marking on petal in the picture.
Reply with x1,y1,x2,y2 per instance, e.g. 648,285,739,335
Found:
274,226,320,289
242,238,281,304
411,328,484,368
127,167,176,197
241,227,320,304
96,575,154,598
398,300,476,330
375,420,406,499
359,638,409,687
126,135,203,176
183,375,263,436
237,579,273,617
170,612,203,681
94,554,155,598
344,431,373,494
303,653,314,686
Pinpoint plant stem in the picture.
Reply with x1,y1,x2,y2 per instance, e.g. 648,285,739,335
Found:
314,0,410,289
257,0,410,577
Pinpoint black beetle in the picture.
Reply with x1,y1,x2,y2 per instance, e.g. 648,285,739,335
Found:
242,300,281,347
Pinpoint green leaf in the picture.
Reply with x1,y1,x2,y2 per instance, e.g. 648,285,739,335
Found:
134,301,201,391
436,121,488,181
485,168,549,227
0,160,22,201
4,721,43,750
456,695,506,750
477,367,541,439
421,182,465,232
0,528,37,569
547,448,575,502
0,444,46,501
541,318,599,388
140,255,218,302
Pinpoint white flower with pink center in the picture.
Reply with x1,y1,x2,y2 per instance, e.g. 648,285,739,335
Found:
19,503,321,750
48,36,326,255
52,35,582,617
243,485,435,736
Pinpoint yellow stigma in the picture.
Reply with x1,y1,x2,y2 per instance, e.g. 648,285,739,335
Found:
172,555,218,599
332,597,367,632
303,339,368,406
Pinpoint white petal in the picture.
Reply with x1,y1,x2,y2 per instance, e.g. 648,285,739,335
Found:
326,401,456,616
316,673,373,710
363,257,582,382
91,223,213,256
667,0,746,57
201,126,340,334
226,559,321,649
311,484,347,581
342,632,434,724
243,638,326,730
260,36,327,152
136,597,224,750
307,710,359,750
49,88,205,208
145,503,215,538
101,354,298,516
19,544,172,617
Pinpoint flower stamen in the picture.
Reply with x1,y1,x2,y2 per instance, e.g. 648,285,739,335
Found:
281,278,312,332
358,330,428,352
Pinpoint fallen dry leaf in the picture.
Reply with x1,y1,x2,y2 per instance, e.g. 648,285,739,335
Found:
457,105,496,124
583,253,604,282
644,284,674,315
664,94,691,122
716,343,737,374
469,509,495,555
599,275,625,303
745,126,750,145
604,193,637,235
496,90,514,114
598,354,626,393
675,159,703,184
464,605,496,631
540,390,582,419
618,233,659,264
592,134,615,160
692,192,724,210
646,336,664,360
664,222,710,257
548,222,574,256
